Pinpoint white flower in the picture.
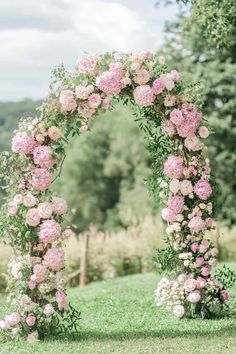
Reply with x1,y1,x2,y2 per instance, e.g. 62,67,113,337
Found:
173,305,185,318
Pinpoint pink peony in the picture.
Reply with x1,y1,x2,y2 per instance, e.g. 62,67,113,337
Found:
88,93,102,108
194,179,212,201
164,155,184,179
39,220,61,244
12,132,36,154
161,208,176,223
195,257,205,267
184,136,202,151
59,90,77,112
56,290,68,311
5,313,21,327
199,126,209,138
133,85,154,107
33,264,48,283
38,202,53,219
170,109,183,125
51,197,68,215
184,279,197,292
77,55,98,75
180,180,193,196
161,119,176,136
201,267,211,277
26,314,36,327
43,248,65,271
168,196,185,214
48,126,61,141
23,194,38,207
188,216,205,233
187,291,201,303
31,168,52,191
33,146,55,169
26,208,40,227
152,78,165,95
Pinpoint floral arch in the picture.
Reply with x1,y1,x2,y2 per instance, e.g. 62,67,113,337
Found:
0,51,230,341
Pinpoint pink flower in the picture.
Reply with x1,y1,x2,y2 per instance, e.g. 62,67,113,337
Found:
31,168,52,191
96,70,123,95
48,126,61,141
88,93,102,108
59,90,77,112
195,257,205,267
78,103,96,118
169,179,180,194
23,194,38,207
170,109,184,125
79,124,89,133
38,202,53,219
184,136,202,151
51,197,68,215
180,180,193,196
28,280,36,290
164,95,176,107
33,264,48,283
184,279,197,292
168,196,185,214
8,202,18,216
187,291,201,303
33,146,55,168
201,267,211,277
0,320,7,330
102,97,110,110
220,290,229,302
173,305,185,318
75,85,94,99
26,208,40,227
5,313,21,327
36,134,45,144
199,126,209,138
12,132,36,154
77,55,99,75
161,119,176,136
133,85,154,107
26,314,36,327
27,332,38,343
164,155,184,179
191,243,199,253
197,277,206,288
133,68,151,85
39,220,61,244
161,208,176,223
152,78,165,95
160,73,175,91
43,248,65,271
56,290,68,311
170,70,181,82
205,218,213,228
176,104,202,138
188,216,205,233
194,179,212,200
13,194,24,204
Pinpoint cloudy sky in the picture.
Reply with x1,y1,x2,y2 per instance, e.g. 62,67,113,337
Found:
0,0,179,101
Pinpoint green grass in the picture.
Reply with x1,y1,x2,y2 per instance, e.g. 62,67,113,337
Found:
0,267,236,354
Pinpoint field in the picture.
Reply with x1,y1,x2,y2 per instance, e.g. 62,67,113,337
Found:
0,266,236,354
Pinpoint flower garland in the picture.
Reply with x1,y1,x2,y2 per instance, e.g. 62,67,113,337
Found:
0,51,231,340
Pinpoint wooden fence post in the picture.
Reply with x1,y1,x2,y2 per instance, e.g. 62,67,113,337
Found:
79,233,89,287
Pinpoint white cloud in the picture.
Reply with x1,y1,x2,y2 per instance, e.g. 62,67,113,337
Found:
0,0,178,100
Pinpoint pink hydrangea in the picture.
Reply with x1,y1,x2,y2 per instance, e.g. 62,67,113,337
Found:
164,155,184,179
133,85,154,107
176,104,202,138
194,179,212,200
77,55,99,75
152,78,165,95
51,197,68,215
56,290,68,311
33,264,48,283
26,314,36,327
31,168,52,191
187,291,201,303
96,70,123,95
161,119,176,136
48,126,61,141
188,216,205,233
39,220,61,244
59,90,77,112
161,208,176,223
12,132,36,154
26,208,41,227
168,196,185,214
88,93,102,108
5,313,21,327
33,146,55,169
43,248,65,271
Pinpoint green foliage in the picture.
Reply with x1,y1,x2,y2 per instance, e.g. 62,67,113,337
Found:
214,264,236,289
153,246,181,274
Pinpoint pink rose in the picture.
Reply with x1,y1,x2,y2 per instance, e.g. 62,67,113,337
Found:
51,197,68,215
197,277,207,288
26,208,40,227
195,257,205,267
220,290,229,302
23,194,38,207
12,132,36,155
184,136,202,151
48,126,61,141
26,314,36,327
199,126,209,138
187,291,201,303
88,93,102,108
133,68,151,85
170,109,183,125
201,267,211,277
169,179,180,194
164,95,176,107
194,179,212,201
28,280,36,290
133,85,154,107
5,313,21,327
8,203,18,216
184,279,197,292
161,208,176,223
38,202,53,219
188,216,205,233
152,78,165,95
79,124,89,133
191,243,199,253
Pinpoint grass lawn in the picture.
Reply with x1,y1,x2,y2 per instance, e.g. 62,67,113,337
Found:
0,265,236,354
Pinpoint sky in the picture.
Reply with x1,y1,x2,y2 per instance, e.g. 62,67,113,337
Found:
0,0,179,101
